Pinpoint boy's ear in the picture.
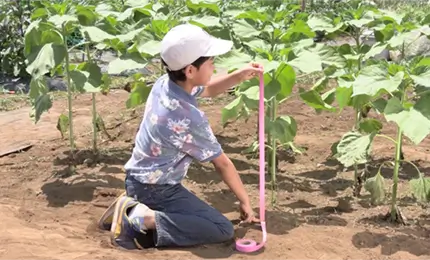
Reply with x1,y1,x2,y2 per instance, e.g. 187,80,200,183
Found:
184,65,195,79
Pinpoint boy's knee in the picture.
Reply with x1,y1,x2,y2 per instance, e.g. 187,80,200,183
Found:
217,219,234,242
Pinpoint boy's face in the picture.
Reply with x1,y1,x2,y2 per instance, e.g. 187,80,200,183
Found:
185,57,215,86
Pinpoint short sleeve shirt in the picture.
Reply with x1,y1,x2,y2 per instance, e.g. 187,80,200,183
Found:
124,74,223,185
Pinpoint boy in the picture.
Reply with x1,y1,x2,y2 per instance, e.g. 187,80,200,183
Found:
109,23,262,249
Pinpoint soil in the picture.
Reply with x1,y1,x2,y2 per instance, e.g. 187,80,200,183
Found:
1,86,430,260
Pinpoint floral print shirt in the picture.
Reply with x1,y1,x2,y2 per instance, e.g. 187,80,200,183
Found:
124,74,222,184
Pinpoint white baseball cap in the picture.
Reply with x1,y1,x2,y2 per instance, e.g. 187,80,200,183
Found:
160,23,233,71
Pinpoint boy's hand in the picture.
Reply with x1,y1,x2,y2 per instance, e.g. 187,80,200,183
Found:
236,62,264,82
239,201,260,224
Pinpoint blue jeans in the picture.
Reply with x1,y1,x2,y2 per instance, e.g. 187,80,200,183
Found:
125,174,234,248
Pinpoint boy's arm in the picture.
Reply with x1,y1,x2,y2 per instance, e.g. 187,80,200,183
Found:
199,63,263,98
199,70,242,98
211,153,250,206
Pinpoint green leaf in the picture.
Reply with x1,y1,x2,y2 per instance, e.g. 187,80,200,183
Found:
410,68,430,88
56,113,69,139
267,116,297,144
235,10,268,22
275,63,296,100
364,170,385,205
299,88,335,112
363,43,389,60
289,50,322,74
28,78,52,123
264,79,281,101
70,62,103,93
108,54,147,74
48,15,78,33
221,96,243,127
216,51,252,71
307,15,343,33
387,30,421,48
372,98,388,114
311,44,346,68
346,12,375,28
336,86,352,111
334,131,375,168
80,26,115,42
232,20,260,38
359,118,383,134
280,19,315,42
76,5,97,26
352,65,404,97
186,0,220,15
187,16,222,28
126,81,152,109
410,176,430,203
32,94,52,123
137,40,161,56
384,96,430,145
26,43,67,79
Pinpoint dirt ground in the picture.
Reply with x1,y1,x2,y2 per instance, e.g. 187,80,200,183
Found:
1,86,430,260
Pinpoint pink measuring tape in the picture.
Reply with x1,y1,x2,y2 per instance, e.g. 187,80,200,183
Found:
235,69,267,253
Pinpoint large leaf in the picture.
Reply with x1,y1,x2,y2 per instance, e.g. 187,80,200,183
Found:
311,44,347,68
410,67,430,88
335,86,352,112
235,10,268,22
126,81,152,109
48,14,78,29
352,65,404,97
267,116,297,144
232,19,260,38
28,78,52,123
221,96,243,126
76,5,97,26
299,88,336,112
186,0,220,15
334,131,375,168
289,50,322,74
384,96,430,145
137,40,161,56
187,16,222,28
26,43,67,79
70,62,103,93
80,26,115,42
280,19,315,42
307,15,344,33
215,51,252,71
274,63,296,100
107,54,147,74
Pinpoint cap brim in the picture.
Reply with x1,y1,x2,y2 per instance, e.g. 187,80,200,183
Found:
204,37,233,57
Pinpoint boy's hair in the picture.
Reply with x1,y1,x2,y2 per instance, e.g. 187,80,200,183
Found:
161,56,212,83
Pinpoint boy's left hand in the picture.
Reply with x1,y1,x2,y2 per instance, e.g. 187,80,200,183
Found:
236,62,263,82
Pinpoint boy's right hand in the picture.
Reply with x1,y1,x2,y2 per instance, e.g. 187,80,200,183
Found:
239,202,260,224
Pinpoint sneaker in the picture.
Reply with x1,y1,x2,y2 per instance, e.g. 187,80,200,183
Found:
98,191,126,231
110,196,154,250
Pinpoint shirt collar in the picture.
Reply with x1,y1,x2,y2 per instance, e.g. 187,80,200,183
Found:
163,75,198,105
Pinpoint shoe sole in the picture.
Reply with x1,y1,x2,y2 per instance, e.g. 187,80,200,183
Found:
98,191,126,231
110,196,133,248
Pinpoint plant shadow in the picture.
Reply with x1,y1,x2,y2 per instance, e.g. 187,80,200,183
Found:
321,157,430,181
41,172,125,207
352,230,430,256
53,148,131,167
